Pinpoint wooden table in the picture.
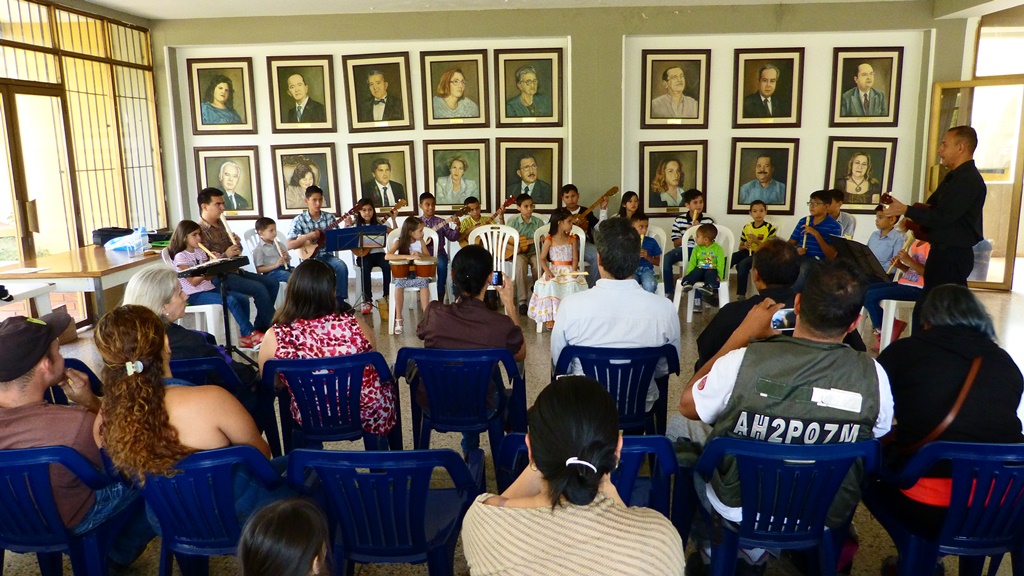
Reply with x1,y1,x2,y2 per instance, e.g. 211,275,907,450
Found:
0,246,162,318
5,282,55,315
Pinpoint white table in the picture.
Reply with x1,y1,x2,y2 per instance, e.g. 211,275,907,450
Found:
5,282,55,315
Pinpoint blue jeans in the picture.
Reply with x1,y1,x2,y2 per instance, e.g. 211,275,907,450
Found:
437,252,450,300
582,244,599,288
72,481,154,566
864,283,921,328
682,268,719,290
217,271,277,332
189,288,255,335
732,251,753,296
635,267,657,293
793,256,822,293
263,268,291,283
663,246,684,298
316,252,350,303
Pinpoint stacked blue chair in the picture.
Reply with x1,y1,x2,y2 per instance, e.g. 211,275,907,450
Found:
287,448,483,575
553,345,680,435
0,446,142,576
495,433,695,544
393,347,527,468
139,445,284,576
261,353,402,453
46,358,102,405
864,442,1024,576
695,437,880,576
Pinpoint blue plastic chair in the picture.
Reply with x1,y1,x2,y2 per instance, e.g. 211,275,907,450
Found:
261,353,402,454
169,356,245,390
864,442,1024,576
46,358,103,405
495,433,696,543
139,446,285,576
0,446,143,576
287,448,483,576
695,437,880,576
553,345,680,434
392,347,527,466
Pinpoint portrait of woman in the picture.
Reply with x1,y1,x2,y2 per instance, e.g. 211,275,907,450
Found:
201,75,243,125
835,151,881,205
434,154,479,206
649,158,686,207
506,65,552,118
432,68,480,119
285,161,319,210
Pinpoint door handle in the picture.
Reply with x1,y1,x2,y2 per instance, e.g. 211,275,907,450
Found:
25,199,39,233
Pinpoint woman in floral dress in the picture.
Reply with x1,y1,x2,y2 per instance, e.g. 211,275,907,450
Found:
528,208,588,330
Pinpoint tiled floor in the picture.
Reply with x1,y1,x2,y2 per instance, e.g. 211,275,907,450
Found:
4,277,1023,575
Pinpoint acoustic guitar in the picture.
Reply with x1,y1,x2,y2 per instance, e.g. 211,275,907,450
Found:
299,199,407,260
505,236,534,260
350,200,407,257
458,196,516,247
880,193,929,242
571,186,620,232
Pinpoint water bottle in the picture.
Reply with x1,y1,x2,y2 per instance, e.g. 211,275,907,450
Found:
140,226,150,250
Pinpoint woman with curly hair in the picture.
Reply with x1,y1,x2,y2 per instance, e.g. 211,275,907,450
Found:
200,74,242,125
93,306,287,519
285,161,317,211
650,158,686,208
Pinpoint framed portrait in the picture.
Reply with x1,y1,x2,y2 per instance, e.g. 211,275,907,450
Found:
348,141,416,215
342,52,414,133
639,141,708,215
829,47,904,127
732,48,804,129
421,50,488,129
424,139,489,213
187,58,256,135
269,143,340,219
727,138,800,215
193,146,261,220
640,50,711,129
495,48,563,128
824,137,898,213
266,55,336,133
497,138,562,212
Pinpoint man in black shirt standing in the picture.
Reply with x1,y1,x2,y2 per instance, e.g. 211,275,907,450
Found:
884,126,985,327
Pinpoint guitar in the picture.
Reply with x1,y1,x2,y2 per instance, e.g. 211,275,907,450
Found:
458,196,516,247
880,193,929,242
298,199,406,260
429,204,472,233
505,236,534,260
351,200,408,257
571,186,619,232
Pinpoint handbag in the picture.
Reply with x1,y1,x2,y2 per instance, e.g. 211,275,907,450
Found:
903,356,983,454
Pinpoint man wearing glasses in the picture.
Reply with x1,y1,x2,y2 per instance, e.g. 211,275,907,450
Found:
651,65,699,119
506,65,553,117
739,154,787,205
504,153,552,205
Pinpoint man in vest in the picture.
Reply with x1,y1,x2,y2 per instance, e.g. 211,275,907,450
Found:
679,260,893,573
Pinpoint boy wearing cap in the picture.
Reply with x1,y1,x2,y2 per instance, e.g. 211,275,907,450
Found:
0,312,153,566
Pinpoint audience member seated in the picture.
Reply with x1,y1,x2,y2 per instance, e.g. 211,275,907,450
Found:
695,239,867,372
863,236,930,351
551,217,680,417
93,305,288,525
0,312,153,567
679,261,893,572
462,376,684,575
873,285,1023,539
257,259,396,440
238,498,329,576
416,244,525,455
124,266,258,409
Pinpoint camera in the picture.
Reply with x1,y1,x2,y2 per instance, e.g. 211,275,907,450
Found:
770,308,796,331
491,271,503,286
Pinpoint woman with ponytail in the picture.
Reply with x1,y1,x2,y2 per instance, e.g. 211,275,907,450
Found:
461,376,684,575
93,306,287,520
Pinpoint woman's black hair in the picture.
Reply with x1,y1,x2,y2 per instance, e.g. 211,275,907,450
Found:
354,198,378,226
921,284,996,339
272,259,337,325
547,207,572,237
451,244,493,300
238,498,329,576
202,75,236,109
528,376,620,508
617,191,639,217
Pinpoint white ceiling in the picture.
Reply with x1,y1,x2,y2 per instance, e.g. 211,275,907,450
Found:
88,0,917,21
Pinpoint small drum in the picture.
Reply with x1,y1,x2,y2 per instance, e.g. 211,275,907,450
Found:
414,258,438,279
389,259,412,279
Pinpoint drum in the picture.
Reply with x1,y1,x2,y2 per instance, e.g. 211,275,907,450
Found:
389,259,412,279
414,258,437,280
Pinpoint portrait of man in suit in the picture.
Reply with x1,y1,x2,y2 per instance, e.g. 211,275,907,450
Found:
283,72,327,124
217,160,250,211
357,68,404,123
742,63,791,119
504,152,552,206
361,158,407,208
840,63,888,117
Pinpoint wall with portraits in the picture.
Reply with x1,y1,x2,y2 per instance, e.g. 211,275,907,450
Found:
170,37,570,239
622,31,926,246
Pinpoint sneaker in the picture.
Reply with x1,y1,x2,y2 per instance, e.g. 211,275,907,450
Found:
704,293,719,308
361,301,373,315
681,284,695,293
697,284,716,298
518,302,528,316
239,330,263,349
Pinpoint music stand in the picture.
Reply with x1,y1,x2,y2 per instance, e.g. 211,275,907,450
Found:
323,226,388,309
830,235,891,283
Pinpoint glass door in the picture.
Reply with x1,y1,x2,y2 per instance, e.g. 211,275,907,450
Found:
930,77,1024,291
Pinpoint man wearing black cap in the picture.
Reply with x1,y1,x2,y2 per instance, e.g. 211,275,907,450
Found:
0,312,152,565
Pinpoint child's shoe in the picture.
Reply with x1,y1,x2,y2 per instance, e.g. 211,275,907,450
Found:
361,301,373,315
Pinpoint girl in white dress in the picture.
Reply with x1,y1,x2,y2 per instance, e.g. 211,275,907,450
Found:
528,208,588,329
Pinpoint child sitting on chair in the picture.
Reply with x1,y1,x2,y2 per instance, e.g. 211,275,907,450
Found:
527,208,588,330
385,218,432,335
631,212,661,294
732,200,777,299
252,217,292,283
680,223,724,308
349,198,397,316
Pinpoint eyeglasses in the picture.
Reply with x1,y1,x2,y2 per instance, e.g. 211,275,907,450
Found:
519,79,539,86
450,79,467,85
807,201,825,207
